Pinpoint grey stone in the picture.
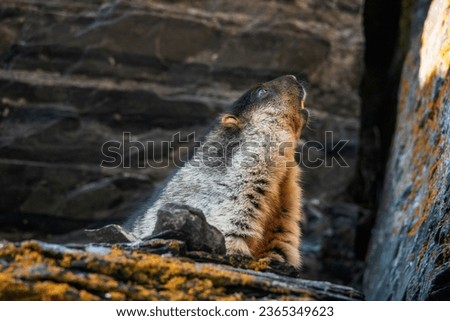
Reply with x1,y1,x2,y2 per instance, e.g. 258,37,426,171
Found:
149,203,226,255
85,224,137,243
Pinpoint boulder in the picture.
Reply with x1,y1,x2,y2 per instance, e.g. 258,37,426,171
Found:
85,203,227,255
150,203,226,255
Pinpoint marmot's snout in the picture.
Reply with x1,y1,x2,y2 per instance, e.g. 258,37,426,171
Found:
268,75,309,134
278,74,307,106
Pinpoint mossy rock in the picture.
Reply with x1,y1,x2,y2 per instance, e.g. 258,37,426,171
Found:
0,240,363,300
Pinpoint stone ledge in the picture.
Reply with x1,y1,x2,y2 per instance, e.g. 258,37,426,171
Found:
0,240,363,300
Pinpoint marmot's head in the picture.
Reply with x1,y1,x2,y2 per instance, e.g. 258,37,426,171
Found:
221,75,309,139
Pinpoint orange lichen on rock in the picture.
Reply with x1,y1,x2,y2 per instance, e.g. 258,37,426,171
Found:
0,240,322,301
364,0,450,300
396,64,449,239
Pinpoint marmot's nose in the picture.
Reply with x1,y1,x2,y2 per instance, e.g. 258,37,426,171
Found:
285,75,306,100
285,75,302,88
287,75,297,82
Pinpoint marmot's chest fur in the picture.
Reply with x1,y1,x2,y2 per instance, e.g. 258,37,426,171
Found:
127,75,309,267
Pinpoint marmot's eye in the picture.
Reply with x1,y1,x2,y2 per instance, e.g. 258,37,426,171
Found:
256,88,268,98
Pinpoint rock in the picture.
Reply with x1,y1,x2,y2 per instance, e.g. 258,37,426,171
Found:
0,161,154,237
84,204,227,255
85,224,137,243
321,203,361,284
149,203,226,255
363,0,450,300
0,240,364,300
301,201,364,286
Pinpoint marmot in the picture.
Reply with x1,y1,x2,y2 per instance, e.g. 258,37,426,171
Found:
127,75,309,267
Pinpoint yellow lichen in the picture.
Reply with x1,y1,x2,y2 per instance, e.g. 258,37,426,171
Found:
0,240,315,301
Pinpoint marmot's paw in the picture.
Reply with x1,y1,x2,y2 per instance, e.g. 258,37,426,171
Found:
264,247,301,268
265,251,286,263
262,255,302,276
225,237,252,257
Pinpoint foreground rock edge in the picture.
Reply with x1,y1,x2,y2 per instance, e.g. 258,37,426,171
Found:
0,240,363,300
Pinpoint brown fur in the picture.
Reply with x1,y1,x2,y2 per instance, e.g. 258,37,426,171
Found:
223,75,307,267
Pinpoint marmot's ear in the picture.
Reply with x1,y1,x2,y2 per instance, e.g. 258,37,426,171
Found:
300,108,309,130
221,114,240,128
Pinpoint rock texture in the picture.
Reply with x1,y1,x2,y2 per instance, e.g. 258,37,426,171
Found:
85,224,137,243
85,203,227,256
0,0,364,285
364,0,450,300
0,240,364,300
150,203,226,255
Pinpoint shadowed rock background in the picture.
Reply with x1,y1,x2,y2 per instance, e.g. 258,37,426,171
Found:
0,0,448,300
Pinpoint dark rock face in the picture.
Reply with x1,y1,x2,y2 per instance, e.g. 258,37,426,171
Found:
149,203,226,255
301,201,364,285
364,0,450,300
